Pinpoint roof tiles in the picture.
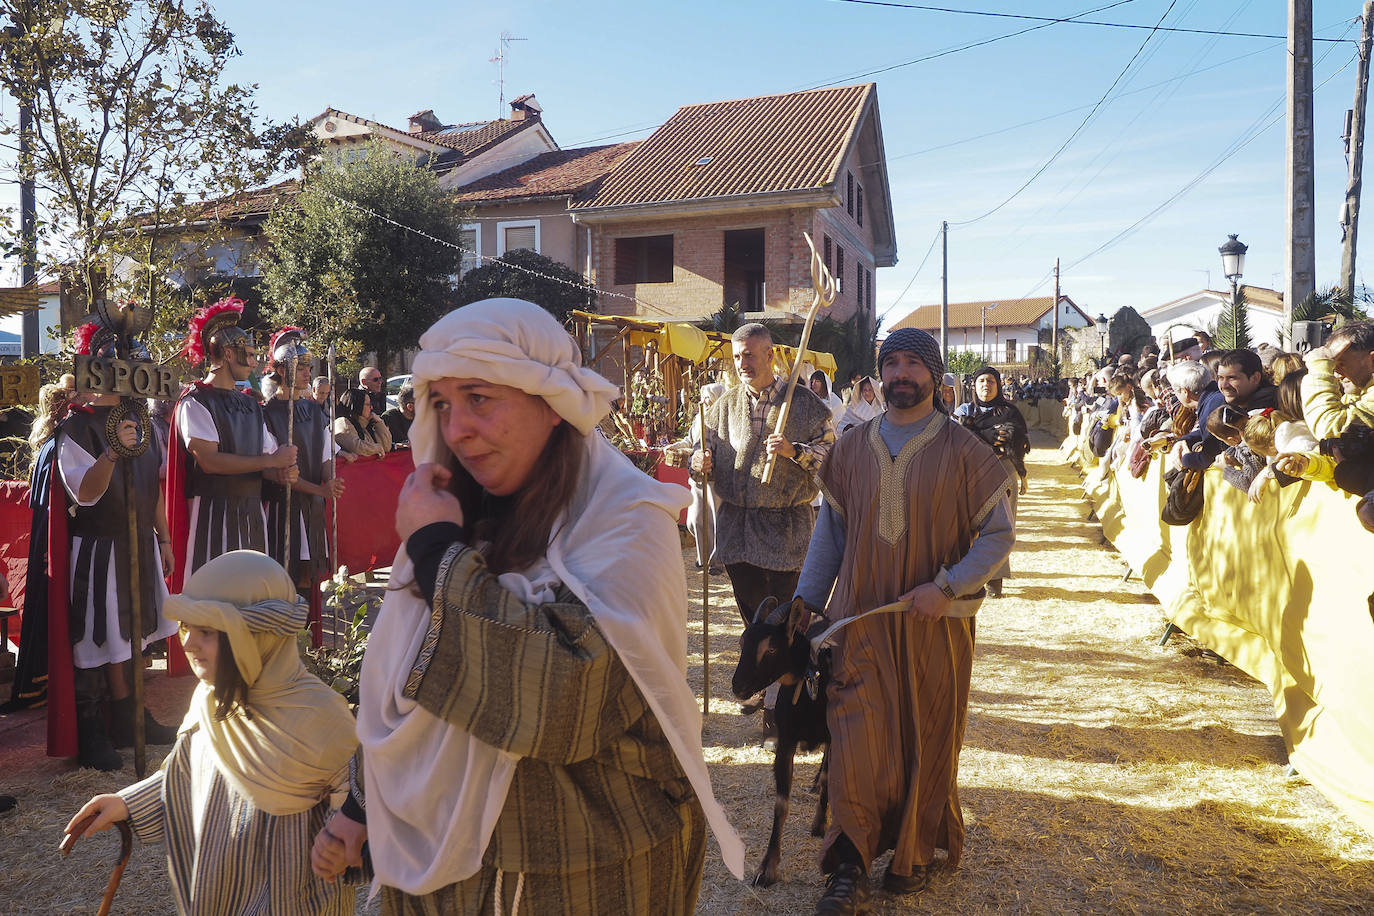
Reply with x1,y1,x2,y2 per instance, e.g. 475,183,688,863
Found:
451,143,641,203
573,84,872,211
890,296,1077,331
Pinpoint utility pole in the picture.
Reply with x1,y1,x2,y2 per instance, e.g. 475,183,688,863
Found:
939,220,949,358
1341,2,1373,299
1051,258,1061,380
1286,0,1316,332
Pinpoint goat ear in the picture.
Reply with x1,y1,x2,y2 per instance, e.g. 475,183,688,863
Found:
753,596,779,625
785,596,810,644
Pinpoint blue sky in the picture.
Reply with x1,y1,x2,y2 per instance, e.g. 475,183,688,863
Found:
2,0,1367,332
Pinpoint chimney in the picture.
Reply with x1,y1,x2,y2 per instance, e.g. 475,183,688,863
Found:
407,109,443,133
509,94,542,122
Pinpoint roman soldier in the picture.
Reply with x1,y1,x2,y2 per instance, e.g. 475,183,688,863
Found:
166,299,298,641
262,327,344,637
52,317,179,770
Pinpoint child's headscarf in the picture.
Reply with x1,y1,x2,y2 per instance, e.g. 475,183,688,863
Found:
163,550,357,815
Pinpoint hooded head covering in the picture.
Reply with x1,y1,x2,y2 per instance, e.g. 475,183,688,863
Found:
972,365,1009,408
162,550,357,815
358,299,744,894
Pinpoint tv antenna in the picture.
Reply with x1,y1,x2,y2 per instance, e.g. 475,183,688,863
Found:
490,31,527,118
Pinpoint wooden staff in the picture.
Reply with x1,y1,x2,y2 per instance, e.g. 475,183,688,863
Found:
327,343,339,647
699,400,711,718
761,232,836,484
62,816,134,916
282,358,298,569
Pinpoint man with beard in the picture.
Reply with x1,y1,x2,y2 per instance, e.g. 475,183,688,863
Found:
795,327,1013,913
263,328,344,626
687,323,833,725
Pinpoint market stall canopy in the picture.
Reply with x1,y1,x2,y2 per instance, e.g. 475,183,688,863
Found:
0,286,42,318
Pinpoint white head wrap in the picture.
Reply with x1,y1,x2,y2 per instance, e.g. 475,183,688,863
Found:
358,299,745,895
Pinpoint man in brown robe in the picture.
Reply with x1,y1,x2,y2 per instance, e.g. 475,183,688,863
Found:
796,327,1015,914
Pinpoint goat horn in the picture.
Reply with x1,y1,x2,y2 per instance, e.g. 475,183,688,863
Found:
752,596,779,625
764,599,790,626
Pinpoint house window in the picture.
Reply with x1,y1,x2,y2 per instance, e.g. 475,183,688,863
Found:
458,224,480,276
856,185,864,227
824,235,833,274
497,220,539,255
1005,339,1017,363
856,266,864,309
835,245,845,293
846,172,854,217
614,234,674,284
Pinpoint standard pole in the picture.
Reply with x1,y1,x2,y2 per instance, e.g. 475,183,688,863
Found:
939,221,949,358
1286,0,1316,331
122,447,146,779
1052,259,1061,380
1342,2,1374,298
980,308,987,364
327,344,339,648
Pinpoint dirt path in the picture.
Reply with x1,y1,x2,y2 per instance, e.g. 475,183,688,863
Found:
2,433,1371,913
692,433,1374,914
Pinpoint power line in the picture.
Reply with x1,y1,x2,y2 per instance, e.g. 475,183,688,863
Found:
880,225,943,319
830,0,1351,42
949,0,1181,227
804,0,1136,91
1060,44,1359,277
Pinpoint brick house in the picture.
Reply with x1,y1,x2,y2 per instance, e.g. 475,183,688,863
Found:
889,295,1093,367
570,83,896,331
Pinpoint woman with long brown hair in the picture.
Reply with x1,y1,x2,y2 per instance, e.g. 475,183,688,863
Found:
311,298,744,914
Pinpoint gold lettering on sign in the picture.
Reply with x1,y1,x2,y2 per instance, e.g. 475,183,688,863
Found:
74,354,180,400
0,365,41,407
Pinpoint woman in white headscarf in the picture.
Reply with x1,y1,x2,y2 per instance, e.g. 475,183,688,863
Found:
311,299,744,915
839,375,884,433
808,367,847,426
64,550,359,915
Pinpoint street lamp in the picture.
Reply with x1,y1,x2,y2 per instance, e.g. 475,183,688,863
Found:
1218,233,1247,346
1095,313,1109,364
981,301,998,364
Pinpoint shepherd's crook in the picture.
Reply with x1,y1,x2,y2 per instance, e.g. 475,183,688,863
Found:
699,401,711,718
61,816,134,916
760,233,835,484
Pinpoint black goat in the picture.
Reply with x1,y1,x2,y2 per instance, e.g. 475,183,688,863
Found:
731,595,831,888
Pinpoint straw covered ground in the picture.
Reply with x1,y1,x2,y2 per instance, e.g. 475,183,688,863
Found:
2,432,1371,913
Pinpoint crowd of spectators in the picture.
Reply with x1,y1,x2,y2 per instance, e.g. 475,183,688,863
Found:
1062,321,1374,533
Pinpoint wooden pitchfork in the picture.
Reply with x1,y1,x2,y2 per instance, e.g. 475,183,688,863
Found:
760,232,836,484
61,815,134,916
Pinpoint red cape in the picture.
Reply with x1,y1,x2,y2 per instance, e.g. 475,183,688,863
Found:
45,413,77,757
161,384,209,677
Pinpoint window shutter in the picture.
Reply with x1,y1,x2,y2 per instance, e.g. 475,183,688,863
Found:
458,228,478,275
504,224,537,253
824,235,833,273
846,173,854,216
856,185,864,227
835,246,845,292
856,266,864,308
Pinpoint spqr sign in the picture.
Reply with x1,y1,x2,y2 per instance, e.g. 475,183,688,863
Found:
75,355,180,400
0,365,40,408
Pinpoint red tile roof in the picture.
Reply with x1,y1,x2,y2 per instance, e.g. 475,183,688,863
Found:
412,117,539,156
890,296,1090,331
572,84,873,211
451,143,641,203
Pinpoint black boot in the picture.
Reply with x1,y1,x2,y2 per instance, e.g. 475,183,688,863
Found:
74,669,122,772
815,863,870,915
109,696,180,748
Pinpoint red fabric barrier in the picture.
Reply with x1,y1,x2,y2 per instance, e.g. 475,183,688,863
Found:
328,449,414,573
0,481,31,634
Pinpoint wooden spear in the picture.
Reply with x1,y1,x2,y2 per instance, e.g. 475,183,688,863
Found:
761,232,836,484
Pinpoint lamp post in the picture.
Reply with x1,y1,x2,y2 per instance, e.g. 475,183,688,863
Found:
1218,233,1247,347
981,301,998,364
1095,313,1109,365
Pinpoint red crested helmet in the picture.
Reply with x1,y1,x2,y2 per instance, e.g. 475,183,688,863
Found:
184,298,248,367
